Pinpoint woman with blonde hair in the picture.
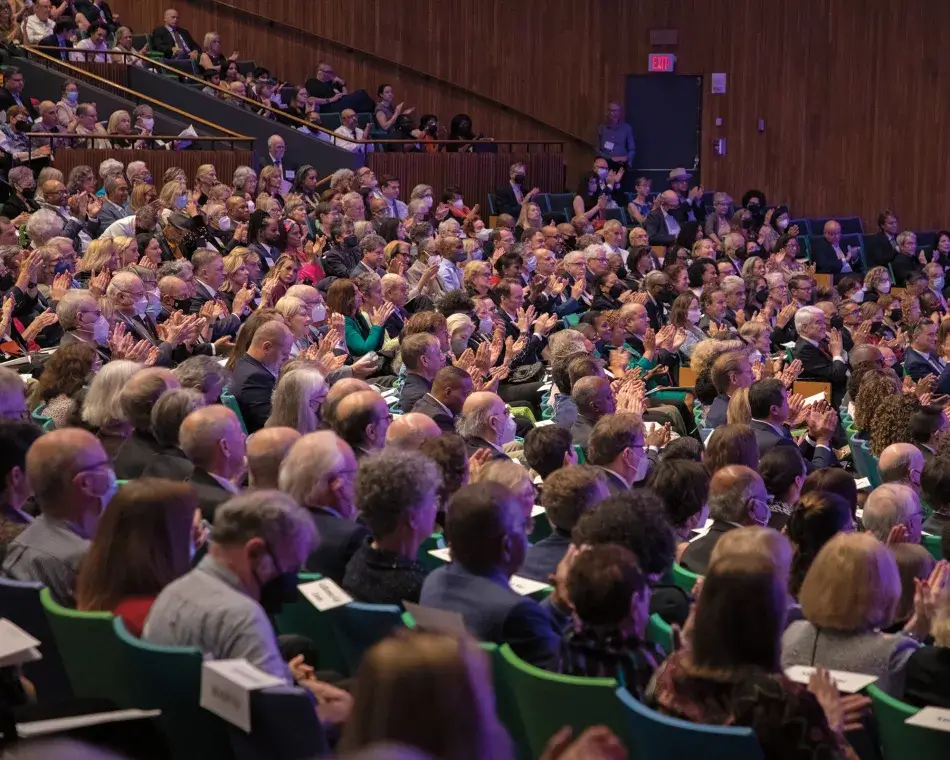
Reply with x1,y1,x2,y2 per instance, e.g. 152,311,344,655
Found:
274,295,313,356
383,240,409,273
105,110,134,148
864,265,893,303
194,164,218,203
445,312,475,360
782,531,934,694
217,249,252,309
80,360,142,457
79,237,119,277
112,236,139,269
258,165,285,209
516,201,543,240
725,387,752,425
265,366,327,433
158,180,187,212
470,459,536,525
129,182,157,212
198,31,238,74
463,260,491,297
341,631,507,760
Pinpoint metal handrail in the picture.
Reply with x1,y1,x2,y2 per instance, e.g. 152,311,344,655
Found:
104,49,563,150
23,45,250,139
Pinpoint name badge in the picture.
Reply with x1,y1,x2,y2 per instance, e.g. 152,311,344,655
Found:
784,666,877,693
603,140,614,151
199,659,285,732
298,577,353,611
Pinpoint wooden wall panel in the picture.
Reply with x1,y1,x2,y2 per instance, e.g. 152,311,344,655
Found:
115,0,950,229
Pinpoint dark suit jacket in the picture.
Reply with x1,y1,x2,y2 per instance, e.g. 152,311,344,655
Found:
0,88,38,121
419,562,560,668
464,437,509,461
864,232,898,270
0,194,38,220
569,413,598,454
750,420,833,472
229,355,276,433
937,363,950,396
187,467,235,522
37,34,72,60
679,521,739,575
304,508,371,584
598,467,631,496
891,252,922,287
903,348,945,382
141,451,194,481
792,338,848,408
810,238,861,276
643,298,665,332
493,184,525,217
112,430,165,480
411,393,455,433
497,309,545,367
149,24,200,58
519,530,570,583
322,246,360,279
399,373,432,414
644,208,676,246
903,646,950,709
706,394,729,429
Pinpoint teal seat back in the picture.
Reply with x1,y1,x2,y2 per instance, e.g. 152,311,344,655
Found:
484,644,532,760
273,573,350,675
922,533,943,561
850,435,869,479
329,602,404,674
868,684,948,760
112,618,233,760
859,441,882,487
672,563,701,594
646,613,674,655
619,687,764,759
573,444,586,464
499,644,636,757
40,588,132,705
31,403,55,431
220,390,248,434
417,532,447,572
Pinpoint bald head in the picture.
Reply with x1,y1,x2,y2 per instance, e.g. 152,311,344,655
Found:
279,431,358,517
179,405,246,477
878,443,924,491
322,378,372,427
247,320,292,372
708,464,768,526
385,413,441,450
659,190,679,209
458,391,508,444
27,428,109,526
850,344,883,369
572,376,615,419
332,390,390,451
246,427,301,489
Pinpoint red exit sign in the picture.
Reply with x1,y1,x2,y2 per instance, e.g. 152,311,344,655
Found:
648,54,676,72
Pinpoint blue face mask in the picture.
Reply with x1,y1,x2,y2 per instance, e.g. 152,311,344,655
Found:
53,259,71,275
65,91,79,105
175,194,187,209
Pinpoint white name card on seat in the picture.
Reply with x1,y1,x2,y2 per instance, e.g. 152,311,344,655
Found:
0,618,41,668
200,659,285,733
509,575,551,596
534,419,555,427
403,601,467,636
531,505,546,517
854,477,871,490
784,666,877,693
905,706,950,732
298,578,353,612
428,547,453,563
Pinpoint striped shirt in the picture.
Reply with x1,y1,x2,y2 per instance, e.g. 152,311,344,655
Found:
2,515,90,607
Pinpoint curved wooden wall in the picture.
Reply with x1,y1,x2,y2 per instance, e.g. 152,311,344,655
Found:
116,0,950,228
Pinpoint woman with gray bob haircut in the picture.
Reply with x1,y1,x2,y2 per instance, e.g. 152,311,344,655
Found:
266,367,327,434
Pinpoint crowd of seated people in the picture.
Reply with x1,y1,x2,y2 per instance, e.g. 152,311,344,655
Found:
0,81,948,756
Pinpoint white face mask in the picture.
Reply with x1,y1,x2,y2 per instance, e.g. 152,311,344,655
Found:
427,254,442,268
133,297,148,317
146,289,162,318
311,303,327,322
852,288,865,303
217,215,231,232
934,278,945,290
452,198,464,209
499,413,517,445
525,255,537,273
687,309,701,324
247,200,256,213
633,451,650,483
596,168,608,179
879,281,892,293
142,117,154,131
475,228,491,242
748,349,763,363
777,218,789,230
478,317,494,334
92,315,109,344
422,196,433,210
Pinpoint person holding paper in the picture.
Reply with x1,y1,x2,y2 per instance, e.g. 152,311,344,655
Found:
144,490,354,727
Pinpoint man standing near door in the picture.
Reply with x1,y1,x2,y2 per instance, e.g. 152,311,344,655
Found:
595,102,635,183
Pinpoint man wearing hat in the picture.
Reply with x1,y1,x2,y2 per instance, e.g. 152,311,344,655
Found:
158,211,205,262
667,167,705,224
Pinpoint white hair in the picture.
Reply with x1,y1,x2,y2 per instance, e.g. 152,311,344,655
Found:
765,272,786,288
81,361,142,428
277,430,344,506
267,134,284,150
25,209,64,245
106,271,143,300
98,158,124,180
56,289,97,331
721,275,744,294
583,244,606,260
794,305,824,334
267,368,326,435
863,484,919,542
